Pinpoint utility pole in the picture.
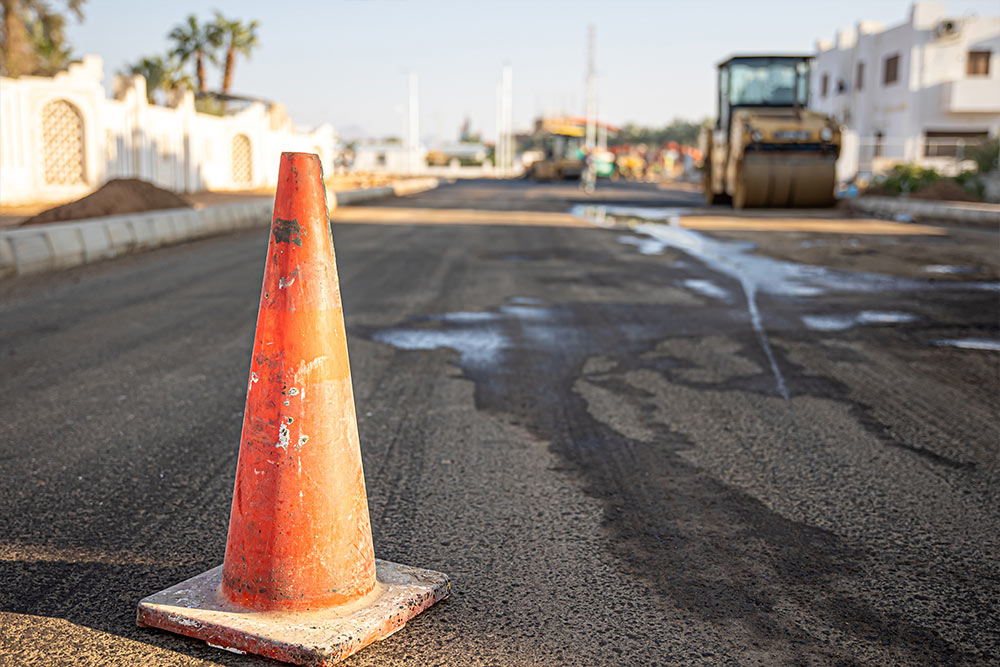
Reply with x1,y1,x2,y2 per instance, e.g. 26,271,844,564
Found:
408,71,420,174
501,64,513,177
495,65,513,177
585,24,597,151
495,81,502,175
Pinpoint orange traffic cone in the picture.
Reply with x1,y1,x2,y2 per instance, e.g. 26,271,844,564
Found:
137,152,449,665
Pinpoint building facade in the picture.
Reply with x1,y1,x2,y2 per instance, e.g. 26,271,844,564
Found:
0,56,335,205
812,2,1000,183
351,141,427,174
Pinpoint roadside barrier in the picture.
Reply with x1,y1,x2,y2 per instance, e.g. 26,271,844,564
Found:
847,196,1000,225
0,178,439,279
0,201,272,278
136,152,449,665
334,177,439,205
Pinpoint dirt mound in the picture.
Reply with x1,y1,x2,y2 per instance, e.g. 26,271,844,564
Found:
23,179,192,226
863,179,981,203
910,180,981,202
861,184,893,197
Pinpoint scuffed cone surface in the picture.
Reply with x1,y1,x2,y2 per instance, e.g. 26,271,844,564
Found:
223,152,376,610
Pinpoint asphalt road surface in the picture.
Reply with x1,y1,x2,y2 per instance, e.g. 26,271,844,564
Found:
1,180,998,666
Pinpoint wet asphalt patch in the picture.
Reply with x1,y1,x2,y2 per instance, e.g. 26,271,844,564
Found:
359,261,992,663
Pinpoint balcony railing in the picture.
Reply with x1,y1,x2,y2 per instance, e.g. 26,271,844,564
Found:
851,136,984,177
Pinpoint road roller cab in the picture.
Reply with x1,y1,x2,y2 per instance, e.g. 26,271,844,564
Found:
701,55,841,208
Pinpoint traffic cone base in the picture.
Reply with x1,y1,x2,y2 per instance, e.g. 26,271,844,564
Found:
137,559,450,666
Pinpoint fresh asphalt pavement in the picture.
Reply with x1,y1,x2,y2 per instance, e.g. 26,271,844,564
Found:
1,179,998,665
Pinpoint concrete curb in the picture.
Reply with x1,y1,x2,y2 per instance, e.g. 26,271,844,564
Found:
847,196,1000,225
0,178,441,279
0,199,272,279
333,177,439,205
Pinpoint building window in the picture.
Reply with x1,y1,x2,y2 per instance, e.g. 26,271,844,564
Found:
821,73,829,97
883,54,899,86
856,61,865,91
967,50,990,76
874,131,883,158
836,79,847,94
924,130,989,158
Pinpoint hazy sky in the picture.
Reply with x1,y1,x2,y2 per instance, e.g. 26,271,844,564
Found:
66,0,997,143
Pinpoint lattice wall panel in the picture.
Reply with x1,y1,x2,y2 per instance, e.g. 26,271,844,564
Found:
42,100,85,185
232,134,252,185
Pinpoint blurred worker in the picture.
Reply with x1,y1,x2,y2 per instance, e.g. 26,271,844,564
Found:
664,148,677,179
581,148,597,194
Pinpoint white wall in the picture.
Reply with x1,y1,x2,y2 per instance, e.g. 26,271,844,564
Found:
0,55,336,205
813,2,1000,181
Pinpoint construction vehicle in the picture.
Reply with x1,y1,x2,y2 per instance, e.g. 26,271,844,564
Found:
525,117,621,180
527,119,586,180
700,55,841,208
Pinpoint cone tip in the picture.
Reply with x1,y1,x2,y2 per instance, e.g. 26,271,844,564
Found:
280,151,321,168
276,152,324,186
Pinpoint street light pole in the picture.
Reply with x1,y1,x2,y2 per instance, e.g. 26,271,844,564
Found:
408,71,420,175
501,64,512,177
585,25,597,151
495,81,503,177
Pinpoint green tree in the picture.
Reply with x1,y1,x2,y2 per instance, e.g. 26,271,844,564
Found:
0,0,84,76
123,55,191,104
125,56,165,102
611,119,703,147
211,11,259,96
967,137,999,174
27,10,71,75
168,14,220,93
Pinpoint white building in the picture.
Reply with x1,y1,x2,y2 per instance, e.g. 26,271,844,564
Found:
352,141,427,174
0,55,336,205
812,2,1000,183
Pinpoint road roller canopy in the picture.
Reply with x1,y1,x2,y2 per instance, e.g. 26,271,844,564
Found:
716,56,812,124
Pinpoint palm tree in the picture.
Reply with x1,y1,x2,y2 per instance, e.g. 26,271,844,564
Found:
26,10,72,75
168,14,220,93
162,58,193,96
124,55,191,104
125,56,165,102
212,12,259,96
0,0,84,76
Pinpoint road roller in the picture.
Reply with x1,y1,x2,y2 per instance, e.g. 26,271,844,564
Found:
527,118,586,181
699,55,841,209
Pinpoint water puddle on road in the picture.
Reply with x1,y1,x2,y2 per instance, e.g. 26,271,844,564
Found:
373,327,509,366
572,204,999,298
577,205,684,227
682,279,731,301
802,311,918,332
577,205,930,297
434,311,500,324
373,302,558,369
618,235,670,256
931,338,1000,352
924,265,975,275
571,204,999,399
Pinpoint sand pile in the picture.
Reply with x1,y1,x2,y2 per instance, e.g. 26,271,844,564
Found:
23,179,192,225
908,180,981,203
